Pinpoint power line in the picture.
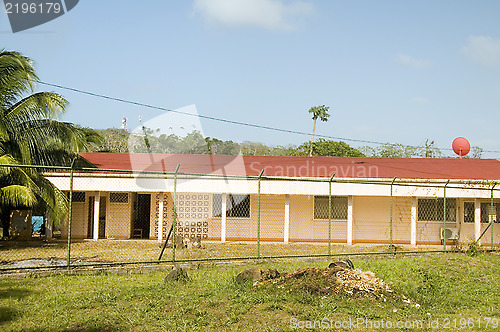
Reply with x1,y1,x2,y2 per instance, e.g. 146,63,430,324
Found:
37,80,500,155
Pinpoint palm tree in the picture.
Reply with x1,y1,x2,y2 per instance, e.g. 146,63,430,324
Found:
0,50,99,237
308,105,330,157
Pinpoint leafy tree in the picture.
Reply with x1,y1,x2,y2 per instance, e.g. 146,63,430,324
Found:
240,141,272,156
368,143,418,158
93,128,130,153
360,139,457,158
303,139,365,157
0,50,97,236
205,137,240,155
418,139,443,158
470,146,483,159
308,105,330,157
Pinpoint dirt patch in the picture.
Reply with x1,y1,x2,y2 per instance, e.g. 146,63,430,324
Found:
254,266,394,299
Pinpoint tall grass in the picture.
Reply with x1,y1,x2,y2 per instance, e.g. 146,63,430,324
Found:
1,253,499,331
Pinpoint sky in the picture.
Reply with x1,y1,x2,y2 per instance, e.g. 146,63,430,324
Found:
2,0,500,157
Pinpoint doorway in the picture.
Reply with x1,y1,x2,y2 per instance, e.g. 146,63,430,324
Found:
87,195,107,239
98,196,106,238
133,194,150,239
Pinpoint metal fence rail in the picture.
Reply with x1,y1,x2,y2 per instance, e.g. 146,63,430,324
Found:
0,163,499,271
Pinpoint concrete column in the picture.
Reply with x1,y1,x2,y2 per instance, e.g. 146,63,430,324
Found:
475,199,481,244
347,195,353,245
411,197,417,247
284,194,290,244
158,193,164,242
221,193,227,243
93,193,100,240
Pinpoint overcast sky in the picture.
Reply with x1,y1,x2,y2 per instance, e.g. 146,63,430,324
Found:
2,1,500,157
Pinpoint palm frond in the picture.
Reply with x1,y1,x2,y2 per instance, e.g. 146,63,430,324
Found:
0,185,36,207
0,50,37,109
10,119,95,165
5,92,67,123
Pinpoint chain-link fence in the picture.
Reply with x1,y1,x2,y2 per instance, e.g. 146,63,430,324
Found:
1,163,499,271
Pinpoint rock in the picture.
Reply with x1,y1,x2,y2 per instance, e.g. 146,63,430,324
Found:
178,236,203,250
235,268,281,283
183,237,193,249
193,235,202,248
328,258,354,270
164,267,189,282
173,235,186,249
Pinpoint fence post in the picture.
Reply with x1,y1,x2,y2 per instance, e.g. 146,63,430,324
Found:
328,173,335,257
67,158,76,269
172,164,180,263
491,183,496,250
443,180,450,251
390,177,396,252
257,169,264,259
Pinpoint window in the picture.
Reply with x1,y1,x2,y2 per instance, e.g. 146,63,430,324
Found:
417,198,456,221
212,194,250,218
480,203,500,223
314,196,348,220
110,192,129,203
69,192,85,203
463,202,475,223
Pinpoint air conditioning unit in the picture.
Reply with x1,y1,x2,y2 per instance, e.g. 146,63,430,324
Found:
440,227,459,240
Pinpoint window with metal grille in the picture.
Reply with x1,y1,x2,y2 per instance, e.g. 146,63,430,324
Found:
71,192,85,203
417,198,456,221
314,196,348,220
480,203,499,223
212,194,250,218
110,192,129,203
463,202,475,223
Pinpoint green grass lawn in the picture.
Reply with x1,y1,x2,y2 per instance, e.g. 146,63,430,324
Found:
1,253,499,331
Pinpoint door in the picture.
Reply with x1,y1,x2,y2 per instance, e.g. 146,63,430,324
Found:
87,196,94,238
133,194,150,239
98,196,106,238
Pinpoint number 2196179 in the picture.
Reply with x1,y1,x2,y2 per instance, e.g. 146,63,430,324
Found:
5,2,62,14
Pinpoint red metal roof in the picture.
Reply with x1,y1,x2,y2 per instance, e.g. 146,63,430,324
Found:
79,152,500,180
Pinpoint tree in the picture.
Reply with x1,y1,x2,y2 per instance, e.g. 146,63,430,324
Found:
418,139,443,158
308,105,330,157
93,128,130,153
367,143,418,158
302,139,365,157
0,50,97,236
470,146,483,159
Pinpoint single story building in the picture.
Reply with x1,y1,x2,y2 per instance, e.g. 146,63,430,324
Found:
45,153,500,246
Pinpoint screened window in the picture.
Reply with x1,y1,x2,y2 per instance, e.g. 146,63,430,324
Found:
109,192,129,203
417,198,456,221
480,203,500,223
212,194,250,218
314,196,348,220
463,202,475,223
71,192,85,203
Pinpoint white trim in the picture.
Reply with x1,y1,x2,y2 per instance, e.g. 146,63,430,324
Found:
158,193,164,242
93,193,100,240
221,193,227,243
46,174,498,198
347,196,353,245
475,199,481,244
411,197,417,247
284,194,290,244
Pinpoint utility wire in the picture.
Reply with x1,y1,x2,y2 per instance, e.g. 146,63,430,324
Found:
37,80,500,154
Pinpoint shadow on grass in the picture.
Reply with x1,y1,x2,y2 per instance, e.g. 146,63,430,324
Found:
0,287,32,299
0,239,66,250
24,327,123,332
0,306,19,324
